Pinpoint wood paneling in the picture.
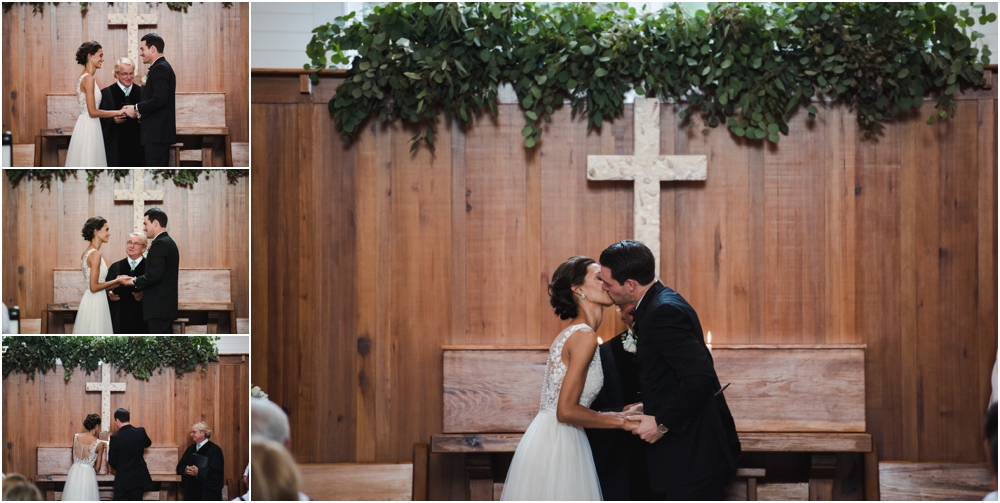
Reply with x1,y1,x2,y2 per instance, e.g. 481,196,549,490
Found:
2,2,249,144
2,356,249,495
251,71,998,499
2,170,249,321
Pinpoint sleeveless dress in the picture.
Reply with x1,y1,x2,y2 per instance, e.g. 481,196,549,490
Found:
62,434,101,501
500,323,605,500
65,73,108,167
72,249,114,334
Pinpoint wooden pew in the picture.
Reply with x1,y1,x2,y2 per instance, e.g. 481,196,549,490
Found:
878,461,994,501
432,344,875,501
36,93,233,166
34,445,181,501
43,268,237,334
13,143,35,166
297,443,429,501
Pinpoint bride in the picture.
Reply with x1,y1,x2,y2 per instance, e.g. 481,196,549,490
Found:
73,217,128,334
62,413,107,501
65,41,126,167
501,256,633,501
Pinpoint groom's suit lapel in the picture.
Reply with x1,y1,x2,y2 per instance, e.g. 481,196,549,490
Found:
632,280,665,326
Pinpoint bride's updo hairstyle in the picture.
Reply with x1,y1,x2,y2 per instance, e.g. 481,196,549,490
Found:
82,216,107,241
83,413,101,431
75,41,102,65
548,256,595,320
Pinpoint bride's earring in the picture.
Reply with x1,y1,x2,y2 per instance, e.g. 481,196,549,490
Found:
579,293,586,299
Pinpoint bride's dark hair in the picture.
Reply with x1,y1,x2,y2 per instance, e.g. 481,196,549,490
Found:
75,41,102,66
548,256,595,320
83,413,101,431
82,216,107,241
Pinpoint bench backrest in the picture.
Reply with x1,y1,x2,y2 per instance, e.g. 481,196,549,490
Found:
297,463,413,501
442,345,866,434
53,268,232,304
46,93,226,130
37,446,178,476
879,462,994,500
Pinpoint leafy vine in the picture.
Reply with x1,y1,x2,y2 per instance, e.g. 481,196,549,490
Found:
4,169,249,189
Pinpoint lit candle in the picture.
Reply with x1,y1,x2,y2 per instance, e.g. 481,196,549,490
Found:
707,331,713,354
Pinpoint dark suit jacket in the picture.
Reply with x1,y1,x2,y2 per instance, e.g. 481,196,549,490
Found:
108,257,149,334
108,424,153,491
176,440,225,501
135,57,176,145
133,232,179,321
633,281,741,494
98,83,144,166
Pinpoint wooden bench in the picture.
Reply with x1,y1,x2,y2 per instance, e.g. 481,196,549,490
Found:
878,461,995,501
433,344,877,501
43,268,237,334
34,445,181,501
36,93,233,166
297,443,429,501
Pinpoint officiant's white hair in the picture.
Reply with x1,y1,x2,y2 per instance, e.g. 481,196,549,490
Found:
129,232,148,248
251,398,291,445
114,57,135,72
192,421,212,439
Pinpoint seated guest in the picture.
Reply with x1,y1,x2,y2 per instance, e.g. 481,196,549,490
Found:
251,437,301,501
231,463,249,501
2,473,42,501
985,402,997,501
177,421,225,500
251,398,310,500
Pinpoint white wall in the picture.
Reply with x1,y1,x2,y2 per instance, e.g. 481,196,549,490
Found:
216,335,250,355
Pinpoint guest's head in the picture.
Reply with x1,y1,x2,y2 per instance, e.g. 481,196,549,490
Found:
75,41,103,68
126,232,148,260
143,208,168,238
599,240,656,306
139,33,165,64
83,413,101,434
113,408,130,428
986,402,997,491
190,421,212,443
251,437,301,502
114,57,136,87
251,398,292,450
2,473,42,501
548,255,613,320
82,217,109,244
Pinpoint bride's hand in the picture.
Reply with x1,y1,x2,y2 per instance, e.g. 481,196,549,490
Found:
623,402,643,416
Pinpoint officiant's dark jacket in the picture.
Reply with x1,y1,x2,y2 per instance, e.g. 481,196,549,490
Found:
108,257,149,334
99,83,145,166
176,440,225,501
135,57,176,146
585,333,653,500
633,281,741,496
108,424,153,497
133,232,179,322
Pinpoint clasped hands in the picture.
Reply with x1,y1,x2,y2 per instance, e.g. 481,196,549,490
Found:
183,465,199,477
113,106,139,123
116,275,135,286
617,402,664,444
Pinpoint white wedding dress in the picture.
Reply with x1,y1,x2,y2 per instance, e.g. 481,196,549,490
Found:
72,249,114,334
65,73,108,167
501,323,605,500
61,434,101,501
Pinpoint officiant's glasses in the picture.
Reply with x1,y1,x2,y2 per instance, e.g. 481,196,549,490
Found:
126,239,144,247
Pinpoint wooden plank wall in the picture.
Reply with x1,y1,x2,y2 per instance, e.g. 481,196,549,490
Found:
1,2,249,144
1,170,249,322
251,71,998,499
1,356,249,494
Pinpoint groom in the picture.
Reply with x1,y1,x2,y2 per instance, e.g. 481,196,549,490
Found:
124,33,176,167
125,208,179,334
600,240,741,500
108,408,153,501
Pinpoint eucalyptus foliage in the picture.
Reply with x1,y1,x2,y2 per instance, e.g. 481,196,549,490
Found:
1,336,219,381
306,2,993,150
4,169,249,189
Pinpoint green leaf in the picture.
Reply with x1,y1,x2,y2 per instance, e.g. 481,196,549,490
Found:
535,75,547,85
823,43,835,55
524,136,536,148
897,68,909,79
521,124,533,137
525,111,538,120
581,45,596,56
531,86,542,99
595,68,608,78
567,79,578,89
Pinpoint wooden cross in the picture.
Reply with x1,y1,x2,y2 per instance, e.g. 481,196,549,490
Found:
108,3,158,69
115,169,164,234
587,98,707,277
86,362,126,433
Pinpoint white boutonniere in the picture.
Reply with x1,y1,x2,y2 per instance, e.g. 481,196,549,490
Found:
141,75,148,84
622,327,637,354
251,384,269,400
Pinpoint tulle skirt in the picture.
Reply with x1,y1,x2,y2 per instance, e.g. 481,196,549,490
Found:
500,409,603,501
73,288,113,334
61,462,99,501
65,114,107,167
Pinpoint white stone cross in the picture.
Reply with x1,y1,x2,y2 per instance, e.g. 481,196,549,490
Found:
108,3,158,70
86,362,126,432
115,169,164,233
587,98,707,277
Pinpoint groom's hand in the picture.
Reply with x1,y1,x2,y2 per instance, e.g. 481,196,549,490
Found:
108,290,120,302
630,414,664,444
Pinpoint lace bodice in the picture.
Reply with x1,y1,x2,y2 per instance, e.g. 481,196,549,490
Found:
538,323,603,413
76,73,101,115
72,434,101,467
81,249,108,283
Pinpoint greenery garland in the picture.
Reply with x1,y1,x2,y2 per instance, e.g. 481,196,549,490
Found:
306,2,994,150
2,3,229,14
4,169,248,189
1,336,219,381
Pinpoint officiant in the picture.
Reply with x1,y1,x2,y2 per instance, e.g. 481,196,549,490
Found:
107,232,149,334
98,57,145,166
176,421,225,500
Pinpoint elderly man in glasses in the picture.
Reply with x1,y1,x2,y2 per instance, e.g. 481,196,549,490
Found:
107,232,149,334
98,57,145,166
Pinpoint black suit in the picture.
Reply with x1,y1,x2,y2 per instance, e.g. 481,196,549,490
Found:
176,440,225,500
633,281,741,499
133,232,179,333
99,83,145,166
108,257,149,334
585,333,653,500
135,57,176,166
108,424,153,500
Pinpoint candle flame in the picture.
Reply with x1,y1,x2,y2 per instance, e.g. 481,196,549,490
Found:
597,337,604,345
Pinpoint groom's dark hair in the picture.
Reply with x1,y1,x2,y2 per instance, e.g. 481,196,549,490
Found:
114,408,131,423
141,33,165,53
145,207,168,228
599,239,656,286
